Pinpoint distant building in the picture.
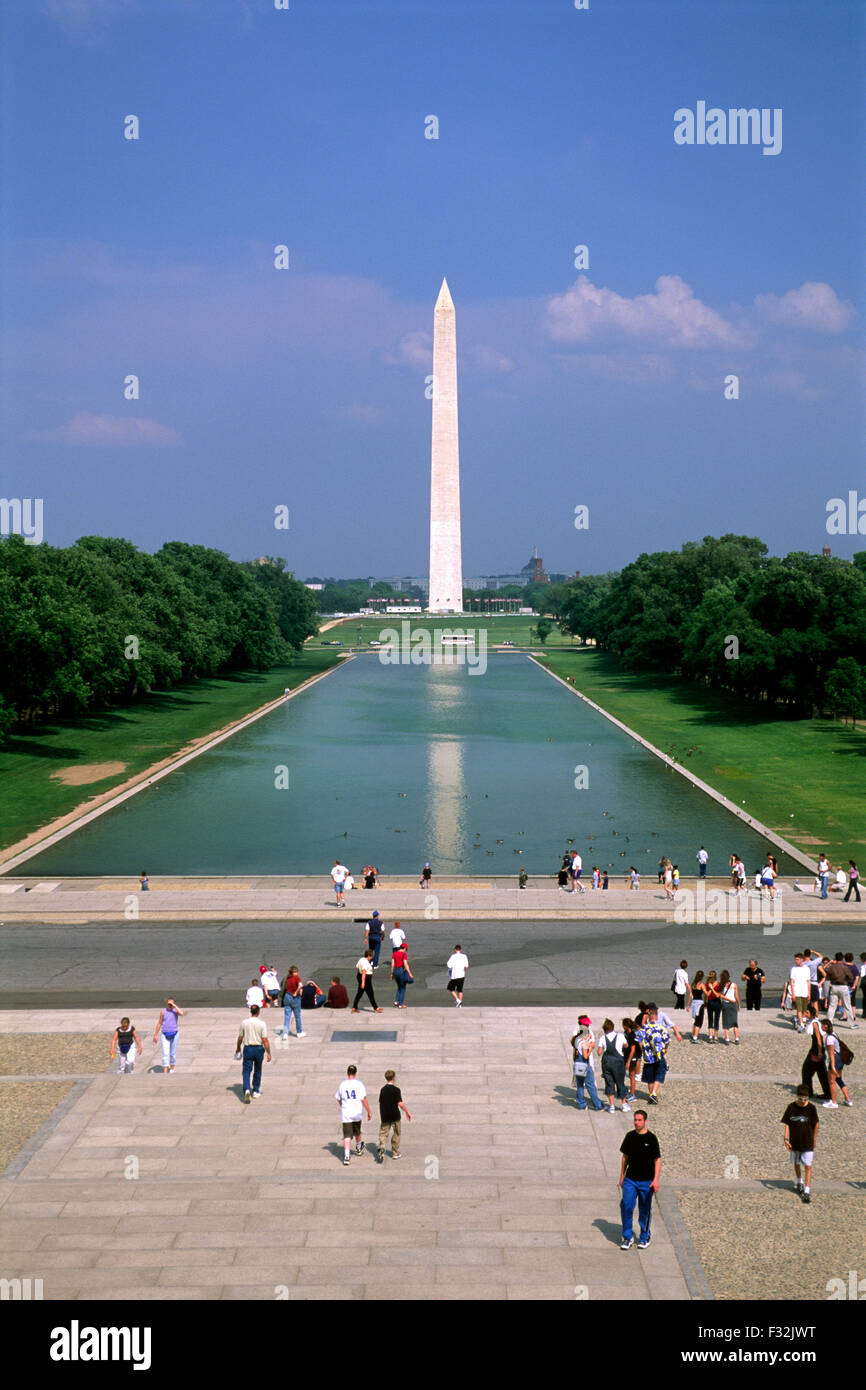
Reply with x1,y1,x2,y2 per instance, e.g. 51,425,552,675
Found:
304,582,324,591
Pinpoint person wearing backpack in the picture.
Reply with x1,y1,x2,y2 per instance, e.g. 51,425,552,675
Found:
597,1019,630,1113
822,1020,853,1108
571,1023,603,1111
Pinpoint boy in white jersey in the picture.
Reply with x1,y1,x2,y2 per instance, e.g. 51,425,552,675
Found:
335,1064,372,1165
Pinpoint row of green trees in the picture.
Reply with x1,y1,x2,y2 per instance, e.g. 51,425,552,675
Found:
0,537,319,731
555,537,866,719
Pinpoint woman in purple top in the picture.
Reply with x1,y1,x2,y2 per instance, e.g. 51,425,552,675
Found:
153,997,184,1073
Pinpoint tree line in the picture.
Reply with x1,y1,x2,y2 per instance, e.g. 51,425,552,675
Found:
554,536,866,721
0,538,319,733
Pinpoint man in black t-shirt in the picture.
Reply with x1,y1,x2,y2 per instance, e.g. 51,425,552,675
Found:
619,1110,661,1250
377,1069,412,1163
781,1085,819,1203
741,960,766,1011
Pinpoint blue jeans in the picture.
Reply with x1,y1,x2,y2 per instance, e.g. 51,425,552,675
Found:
283,995,302,1035
242,1044,264,1094
369,937,382,968
574,1067,603,1110
393,967,408,1006
699,863,707,877
621,1177,653,1241
160,1032,178,1068
820,873,829,899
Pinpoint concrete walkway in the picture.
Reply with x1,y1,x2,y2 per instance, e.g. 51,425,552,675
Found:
0,1006,698,1301
0,877,861,923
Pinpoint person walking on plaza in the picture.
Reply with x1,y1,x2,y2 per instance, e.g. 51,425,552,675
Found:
390,939,414,1008
825,953,858,1029
781,1086,819,1202
336,1064,372,1165
377,1069,412,1162
631,1010,673,1105
623,1017,642,1099
696,846,708,878
672,961,691,1011
153,998,183,1074
419,862,432,890
236,1004,271,1102
619,1110,661,1249
281,965,306,1038
110,1017,142,1075
801,1006,832,1101
858,953,866,1019
742,960,766,1011
704,971,722,1042
789,954,812,1033
571,1023,604,1111
389,921,406,954
446,945,469,1007
331,859,348,907
844,860,861,903
365,912,384,968
821,1020,853,1108
719,970,740,1044
689,971,707,1042
352,950,383,1013
597,1019,630,1112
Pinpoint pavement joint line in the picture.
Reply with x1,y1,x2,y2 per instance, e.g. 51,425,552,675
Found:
656,1186,715,1301
0,1077,94,1180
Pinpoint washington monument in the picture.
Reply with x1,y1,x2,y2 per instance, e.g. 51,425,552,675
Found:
427,278,464,614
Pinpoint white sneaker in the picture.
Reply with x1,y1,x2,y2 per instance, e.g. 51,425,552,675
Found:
297,1032,307,1038
622,1102,630,1112
252,1091,261,1099
244,1090,251,1103
822,1101,838,1108
608,1105,615,1113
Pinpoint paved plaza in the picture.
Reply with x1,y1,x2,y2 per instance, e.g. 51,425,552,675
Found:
0,1004,863,1301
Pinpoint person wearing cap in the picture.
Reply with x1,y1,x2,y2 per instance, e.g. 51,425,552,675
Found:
570,1020,603,1111
419,862,432,889
365,912,384,968
781,1085,819,1203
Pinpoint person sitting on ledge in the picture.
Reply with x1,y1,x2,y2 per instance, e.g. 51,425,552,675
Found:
325,976,349,1009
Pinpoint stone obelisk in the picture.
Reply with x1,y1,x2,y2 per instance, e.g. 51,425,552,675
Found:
427,278,463,614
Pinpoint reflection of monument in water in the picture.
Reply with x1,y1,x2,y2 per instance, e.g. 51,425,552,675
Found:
427,279,464,615
425,669,466,868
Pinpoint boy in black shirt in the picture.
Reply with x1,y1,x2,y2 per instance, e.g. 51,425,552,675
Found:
781,1085,819,1203
377,1069,412,1163
619,1110,661,1250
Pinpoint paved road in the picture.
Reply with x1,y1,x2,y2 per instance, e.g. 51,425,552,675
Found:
1,918,862,1010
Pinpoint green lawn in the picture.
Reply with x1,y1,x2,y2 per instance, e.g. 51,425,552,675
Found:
537,648,865,863
0,650,343,854
323,613,574,648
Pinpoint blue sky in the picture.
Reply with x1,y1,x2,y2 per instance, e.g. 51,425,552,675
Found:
2,0,864,578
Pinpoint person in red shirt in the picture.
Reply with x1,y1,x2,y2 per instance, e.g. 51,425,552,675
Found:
325,977,349,1009
391,942,414,1009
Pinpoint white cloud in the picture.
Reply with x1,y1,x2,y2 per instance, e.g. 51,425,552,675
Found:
754,282,856,334
546,274,745,349
33,412,181,446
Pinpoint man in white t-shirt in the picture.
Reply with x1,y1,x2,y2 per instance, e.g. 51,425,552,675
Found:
331,860,348,907
335,1065,371,1165
446,946,469,1007
696,846,708,877
389,923,407,953
789,955,812,1033
245,978,265,1010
